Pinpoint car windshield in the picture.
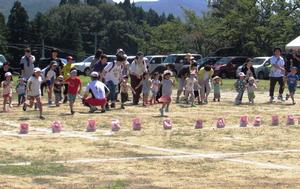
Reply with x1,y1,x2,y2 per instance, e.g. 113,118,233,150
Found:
164,55,176,63
252,58,266,65
215,57,231,65
83,56,94,63
0,55,6,63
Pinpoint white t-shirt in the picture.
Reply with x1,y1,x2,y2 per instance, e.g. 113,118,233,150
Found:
151,79,160,92
85,80,109,99
104,62,122,85
46,69,56,81
269,56,285,77
130,60,147,76
27,76,42,96
185,77,198,91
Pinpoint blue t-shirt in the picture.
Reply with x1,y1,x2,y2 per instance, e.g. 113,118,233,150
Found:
287,73,299,88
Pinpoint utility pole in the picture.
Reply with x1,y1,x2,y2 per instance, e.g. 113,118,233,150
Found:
41,38,45,58
94,32,98,53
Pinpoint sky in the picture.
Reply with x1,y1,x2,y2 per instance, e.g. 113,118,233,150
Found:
113,0,159,2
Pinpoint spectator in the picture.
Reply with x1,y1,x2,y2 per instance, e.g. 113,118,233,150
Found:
90,48,103,72
0,62,13,83
93,54,108,81
20,48,35,80
49,48,63,76
241,58,256,80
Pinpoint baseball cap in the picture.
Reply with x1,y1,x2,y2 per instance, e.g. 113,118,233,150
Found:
5,72,12,77
70,69,77,75
90,71,99,78
33,67,41,73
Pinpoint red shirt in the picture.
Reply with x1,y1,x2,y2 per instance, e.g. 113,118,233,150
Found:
65,77,81,95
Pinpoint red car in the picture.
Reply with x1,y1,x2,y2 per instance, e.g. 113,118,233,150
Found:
213,56,248,78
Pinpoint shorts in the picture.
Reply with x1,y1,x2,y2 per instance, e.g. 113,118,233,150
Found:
178,78,186,91
68,93,77,102
46,80,53,86
288,86,296,93
3,93,12,98
194,90,199,98
152,90,158,97
84,98,107,106
121,92,128,103
159,96,172,103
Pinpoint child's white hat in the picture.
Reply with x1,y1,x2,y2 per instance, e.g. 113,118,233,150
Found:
5,72,12,77
239,72,246,77
33,67,41,73
90,71,99,78
213,76,220,80
70,69,77,75
163,70,172,77
58,75,64,80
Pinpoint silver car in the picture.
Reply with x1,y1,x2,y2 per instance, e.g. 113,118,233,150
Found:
146,55,167,74
236,57,271,79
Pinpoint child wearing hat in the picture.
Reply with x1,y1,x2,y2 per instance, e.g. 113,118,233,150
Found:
246,77,257,104
16,77,27,106
23,68,45,119
234,72,247,105
46,61,58,105
159,70,174,116
184,70,198,107
53,75,64,107
286,67,299,105
2,72,13,111
212,76,222,102
65,70,82,114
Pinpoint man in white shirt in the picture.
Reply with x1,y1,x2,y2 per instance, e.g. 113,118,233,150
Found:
83,72,110,113
104,54,125,109
269,48,285,102
20,48,35,80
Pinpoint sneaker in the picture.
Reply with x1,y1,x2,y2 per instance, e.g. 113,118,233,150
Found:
191,104,196,107
63,97,68,104
101,109,106,113
286,94,290,101
277,95,285,102
39,115,45,120
23,104,27,111
9,104,13,108
89,106,98,113
269,97,274,103
159,108,164,116
71,110,75,115
111,103,116,108
121,105,125,109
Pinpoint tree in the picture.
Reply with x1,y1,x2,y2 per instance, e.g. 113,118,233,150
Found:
59,0,67,6
68,0,80,5
7,1,30,43
0,12,7,53
86,0,106,6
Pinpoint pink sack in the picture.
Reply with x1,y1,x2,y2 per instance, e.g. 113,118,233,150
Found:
195,119,203,129
240,115,248,127
86,119,96,132
163,119,172,130
253,116,261,127
216,118,225,128
271,115,279,126
20,123,29,134
287,115,295,125
132,118,141,131
111,119,121,131
52,121,62,133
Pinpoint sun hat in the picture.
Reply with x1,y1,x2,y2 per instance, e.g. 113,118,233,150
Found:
33,68,41,73
90,71,99,78
239,72,246,77
163,70,172,77
5,72,12,77
58,75,64,80
213,76,220,80
70,69,77,75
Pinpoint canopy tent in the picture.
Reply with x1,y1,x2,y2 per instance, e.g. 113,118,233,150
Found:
286,36,300,51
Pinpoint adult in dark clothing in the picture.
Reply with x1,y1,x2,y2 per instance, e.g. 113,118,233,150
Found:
175,66,190,103
20,48,35,80
241,58,256,81
90,48,103,72
48,48,63,77
0,62,13,83
93,54,108,82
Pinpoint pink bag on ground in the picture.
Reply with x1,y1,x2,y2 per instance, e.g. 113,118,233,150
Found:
111,119,121,131
195,120,203,129
287,115,295,125
271,115,279,126
253,116,261,127
216,118,225,128
132,118,141,131
240,115,248,127
20,123,29,134
52,121,62,133
163,119,172,130
86,119,96,132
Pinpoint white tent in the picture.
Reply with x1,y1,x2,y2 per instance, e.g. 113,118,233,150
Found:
286,36,300,50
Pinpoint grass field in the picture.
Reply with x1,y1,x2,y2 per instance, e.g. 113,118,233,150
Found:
0,79,300,189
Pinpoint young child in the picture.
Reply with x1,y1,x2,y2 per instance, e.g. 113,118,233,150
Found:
120,75,135,109
159,70,174,116
184,71,198,107
151,72,160,104
2,72,13,111
46,61,57,105
136,72,152,106
194,80,201,105
234,72,247,105
53,75,64,107
286,67,299,105
16,77,27,106
212,76,222,102
246,77,257,104
65,70,82,115
23,68,45,119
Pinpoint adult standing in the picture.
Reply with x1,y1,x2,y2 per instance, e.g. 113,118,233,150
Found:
241,58,256,80
20,48,35,80
90,48,103,72
49,48,63,77
0,62,13,83
62,56,75,103
198,65,214,104
93,54,108,81
269,48,285,103
175,66,190,103
130,52,148,105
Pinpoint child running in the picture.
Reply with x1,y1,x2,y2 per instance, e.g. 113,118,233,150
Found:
246,77,257,104
65,70,82,115
120,75,135,109
16,77,27,106
212,76,222,102
136,72,152,106
2,72,13,112
286,67,299,105
150,72,160,104
184,70,198,107
234,72,247,105
46,61,57,105
159,70,174,116
53,75,64,107
23,68,45,119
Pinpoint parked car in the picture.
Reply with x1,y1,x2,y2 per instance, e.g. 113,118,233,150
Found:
72,55,116,75
36,58,67,70
213,56,248,78
0,54,7,68
197,56,222,69
236,57,271,79
146,55,167,74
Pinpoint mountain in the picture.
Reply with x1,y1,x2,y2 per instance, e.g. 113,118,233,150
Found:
135,0,208,19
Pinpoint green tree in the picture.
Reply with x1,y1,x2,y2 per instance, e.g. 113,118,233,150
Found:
59,0,67,6
68,0,80,5
0,12,7,53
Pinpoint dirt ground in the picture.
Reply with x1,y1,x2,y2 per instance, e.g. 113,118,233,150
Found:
0,89,300,189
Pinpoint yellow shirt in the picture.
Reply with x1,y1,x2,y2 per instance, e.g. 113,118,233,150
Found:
62,63,74,79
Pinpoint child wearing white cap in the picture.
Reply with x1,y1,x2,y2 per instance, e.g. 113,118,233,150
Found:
246,77,257,104
23,68,45,119
234,72,247,105
2,72,13,111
